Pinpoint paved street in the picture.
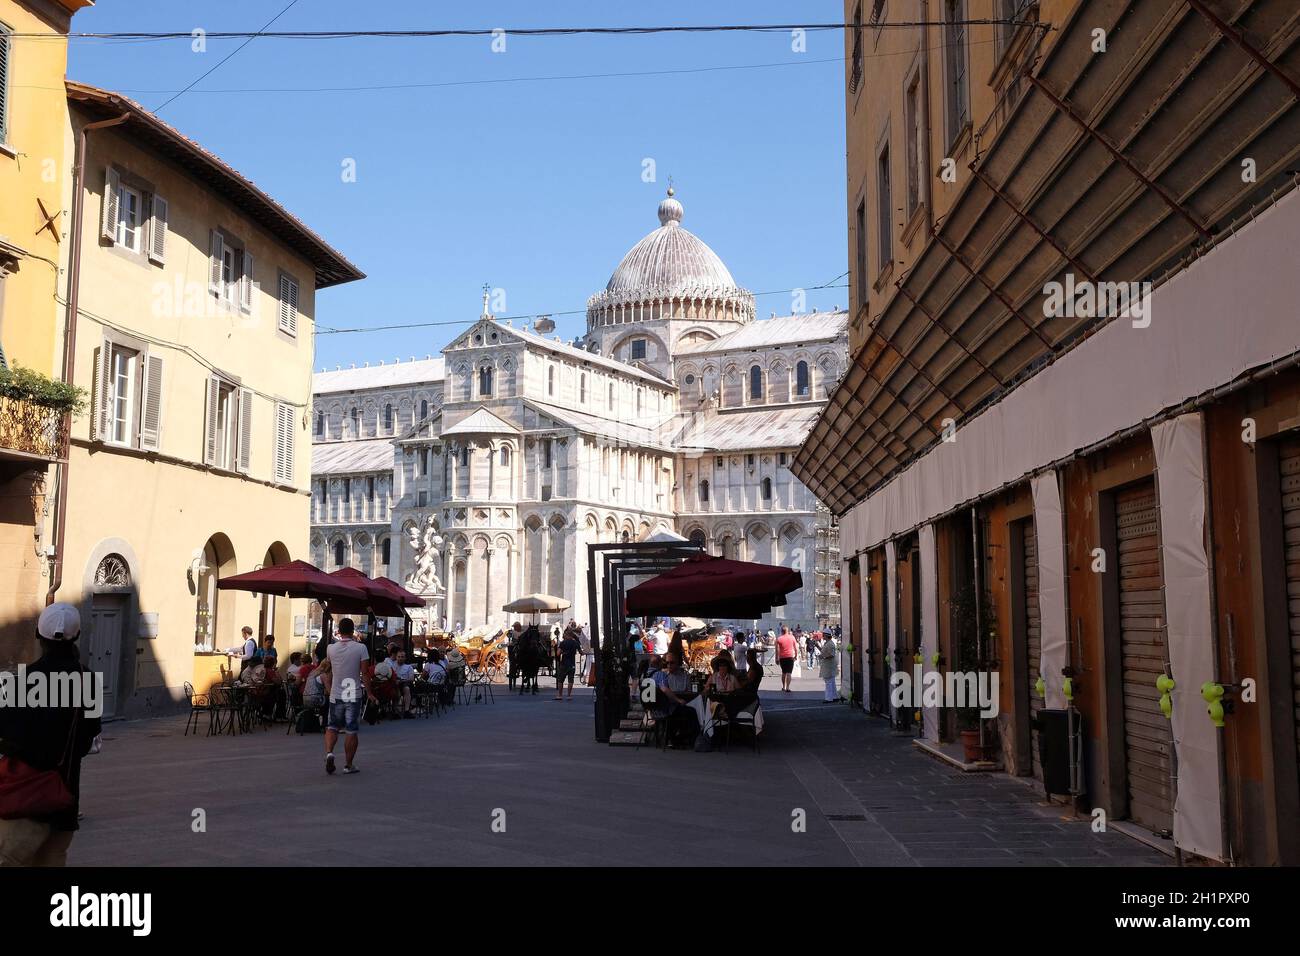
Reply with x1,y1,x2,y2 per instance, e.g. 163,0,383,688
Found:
71,674,1167,866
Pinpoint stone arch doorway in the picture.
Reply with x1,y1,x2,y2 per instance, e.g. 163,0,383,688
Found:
259,541,293,648
82,544,141,720
195,533,237,655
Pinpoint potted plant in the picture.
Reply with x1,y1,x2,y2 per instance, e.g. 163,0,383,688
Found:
949,582,997,762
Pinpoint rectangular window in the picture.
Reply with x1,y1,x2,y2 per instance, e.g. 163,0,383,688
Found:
115,184,143,252
945,0,970,146
367,476,375,500
543,438,553,470
849,4,863,94
274,402,295,483
278,273,299,335
630,338,647,360
715,456,723,468
855,200,868,311
779,452,788,466
905,76,921,217
877,143,893,270
203,374,248,472
0,22,11,144
108,344,138,444
418,489,428,507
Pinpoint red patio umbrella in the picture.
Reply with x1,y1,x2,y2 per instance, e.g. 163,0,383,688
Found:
625,554,803,619
373,576,427,608
217,559,367,602
326,567,407,618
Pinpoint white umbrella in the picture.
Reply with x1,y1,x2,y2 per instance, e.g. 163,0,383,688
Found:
502,593,572,614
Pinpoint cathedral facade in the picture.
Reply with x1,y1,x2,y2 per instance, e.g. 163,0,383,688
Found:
310,191,846,632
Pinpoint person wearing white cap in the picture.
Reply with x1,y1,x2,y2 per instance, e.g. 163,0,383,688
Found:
0,602,102,867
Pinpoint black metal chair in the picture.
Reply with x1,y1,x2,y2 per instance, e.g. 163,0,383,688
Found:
183,681,210,736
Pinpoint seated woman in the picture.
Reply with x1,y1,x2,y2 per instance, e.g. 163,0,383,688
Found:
703,657,738,698
711,648,762,719
302,658,330,709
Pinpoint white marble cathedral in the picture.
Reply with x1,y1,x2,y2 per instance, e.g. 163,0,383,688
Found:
310,190,845,632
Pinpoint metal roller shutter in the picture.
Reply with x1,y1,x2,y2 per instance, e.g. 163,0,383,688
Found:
1116,480,1174,836
1279,436,1300,774
1023,518,1043,782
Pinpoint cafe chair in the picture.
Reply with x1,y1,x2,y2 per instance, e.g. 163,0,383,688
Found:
183,681,210,737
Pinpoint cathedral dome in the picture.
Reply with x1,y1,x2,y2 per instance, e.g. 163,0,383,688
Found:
588,189,754,330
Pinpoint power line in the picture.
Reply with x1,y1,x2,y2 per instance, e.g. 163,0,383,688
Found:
153,0,301,112
317,282,849,336
108,56,844,96
12,19,1050,41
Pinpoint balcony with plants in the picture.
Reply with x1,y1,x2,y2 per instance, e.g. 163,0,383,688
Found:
0,366,85,465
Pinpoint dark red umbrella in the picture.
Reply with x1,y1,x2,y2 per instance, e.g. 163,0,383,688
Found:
373,576,426,608
625,554,803,618
326,567,406,617
217,559,367,602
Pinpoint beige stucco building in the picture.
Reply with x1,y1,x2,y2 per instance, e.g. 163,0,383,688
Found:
48,83,362,717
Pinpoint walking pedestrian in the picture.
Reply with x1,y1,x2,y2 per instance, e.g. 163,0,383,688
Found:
553,626,582,700
323,618,376,775
0,603,102,867
775,626,798,693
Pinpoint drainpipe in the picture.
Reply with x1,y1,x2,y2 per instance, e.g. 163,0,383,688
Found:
46,110,130,606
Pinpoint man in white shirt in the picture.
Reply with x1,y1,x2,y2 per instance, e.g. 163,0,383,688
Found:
324,619,376,775
651,625,669,656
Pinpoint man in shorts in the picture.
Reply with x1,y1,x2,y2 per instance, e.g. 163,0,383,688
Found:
324,618,376,775
775,626,799,693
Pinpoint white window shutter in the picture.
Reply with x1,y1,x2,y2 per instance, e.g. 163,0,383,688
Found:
275,403,295,484
208,230,224,294
237,387,253,473
148,195,168,265
203,374,220,465
139,353,164,451
101,168,120,243
278,274,298,335
240,250,255,312
91,344,113,441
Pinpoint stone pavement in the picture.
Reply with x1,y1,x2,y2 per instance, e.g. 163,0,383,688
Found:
70,674,1168,866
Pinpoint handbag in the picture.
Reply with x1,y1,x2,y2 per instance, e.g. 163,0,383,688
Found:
0,707,80,821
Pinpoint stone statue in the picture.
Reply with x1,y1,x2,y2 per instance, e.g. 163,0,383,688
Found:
405,515,445,596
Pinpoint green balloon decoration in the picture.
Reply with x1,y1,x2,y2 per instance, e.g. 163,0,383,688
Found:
931,653,941,667
1156,674,1175,719
1201,682,1225,728
1035,675,1045,699
1062,676,1073,702
914,652,923,665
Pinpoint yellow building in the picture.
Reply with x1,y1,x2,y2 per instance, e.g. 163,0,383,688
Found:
52,83,362,717
0,0,91,665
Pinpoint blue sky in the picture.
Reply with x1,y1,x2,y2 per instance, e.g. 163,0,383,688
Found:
66,1,847,371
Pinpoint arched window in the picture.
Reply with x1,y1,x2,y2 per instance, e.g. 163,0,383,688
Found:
796,360,810,397
315,411,324,436
381,538,391,566
384,404,394,430
699,479,710,503
460,444,469,467
422,448,430,475
580,373,587,404
548,366,556,396
333,540,345,568
761,477,773,501
478,366,493,396
350,407,360,434
749,365,764,400
689,529,706,548
500,445,510,466
342,480,351,503
419,399,429,420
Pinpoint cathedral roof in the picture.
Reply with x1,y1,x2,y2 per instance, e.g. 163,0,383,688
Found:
312,438,394,475
675,310,848,355
672,405,827,452
587,189,755,325
603,189,740,298
440,407,518,437
313,356,445,395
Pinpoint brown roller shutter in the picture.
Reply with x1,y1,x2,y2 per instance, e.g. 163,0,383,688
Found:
1116,480,1174,836
1023,518,1043,782
1278,436,1300,773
